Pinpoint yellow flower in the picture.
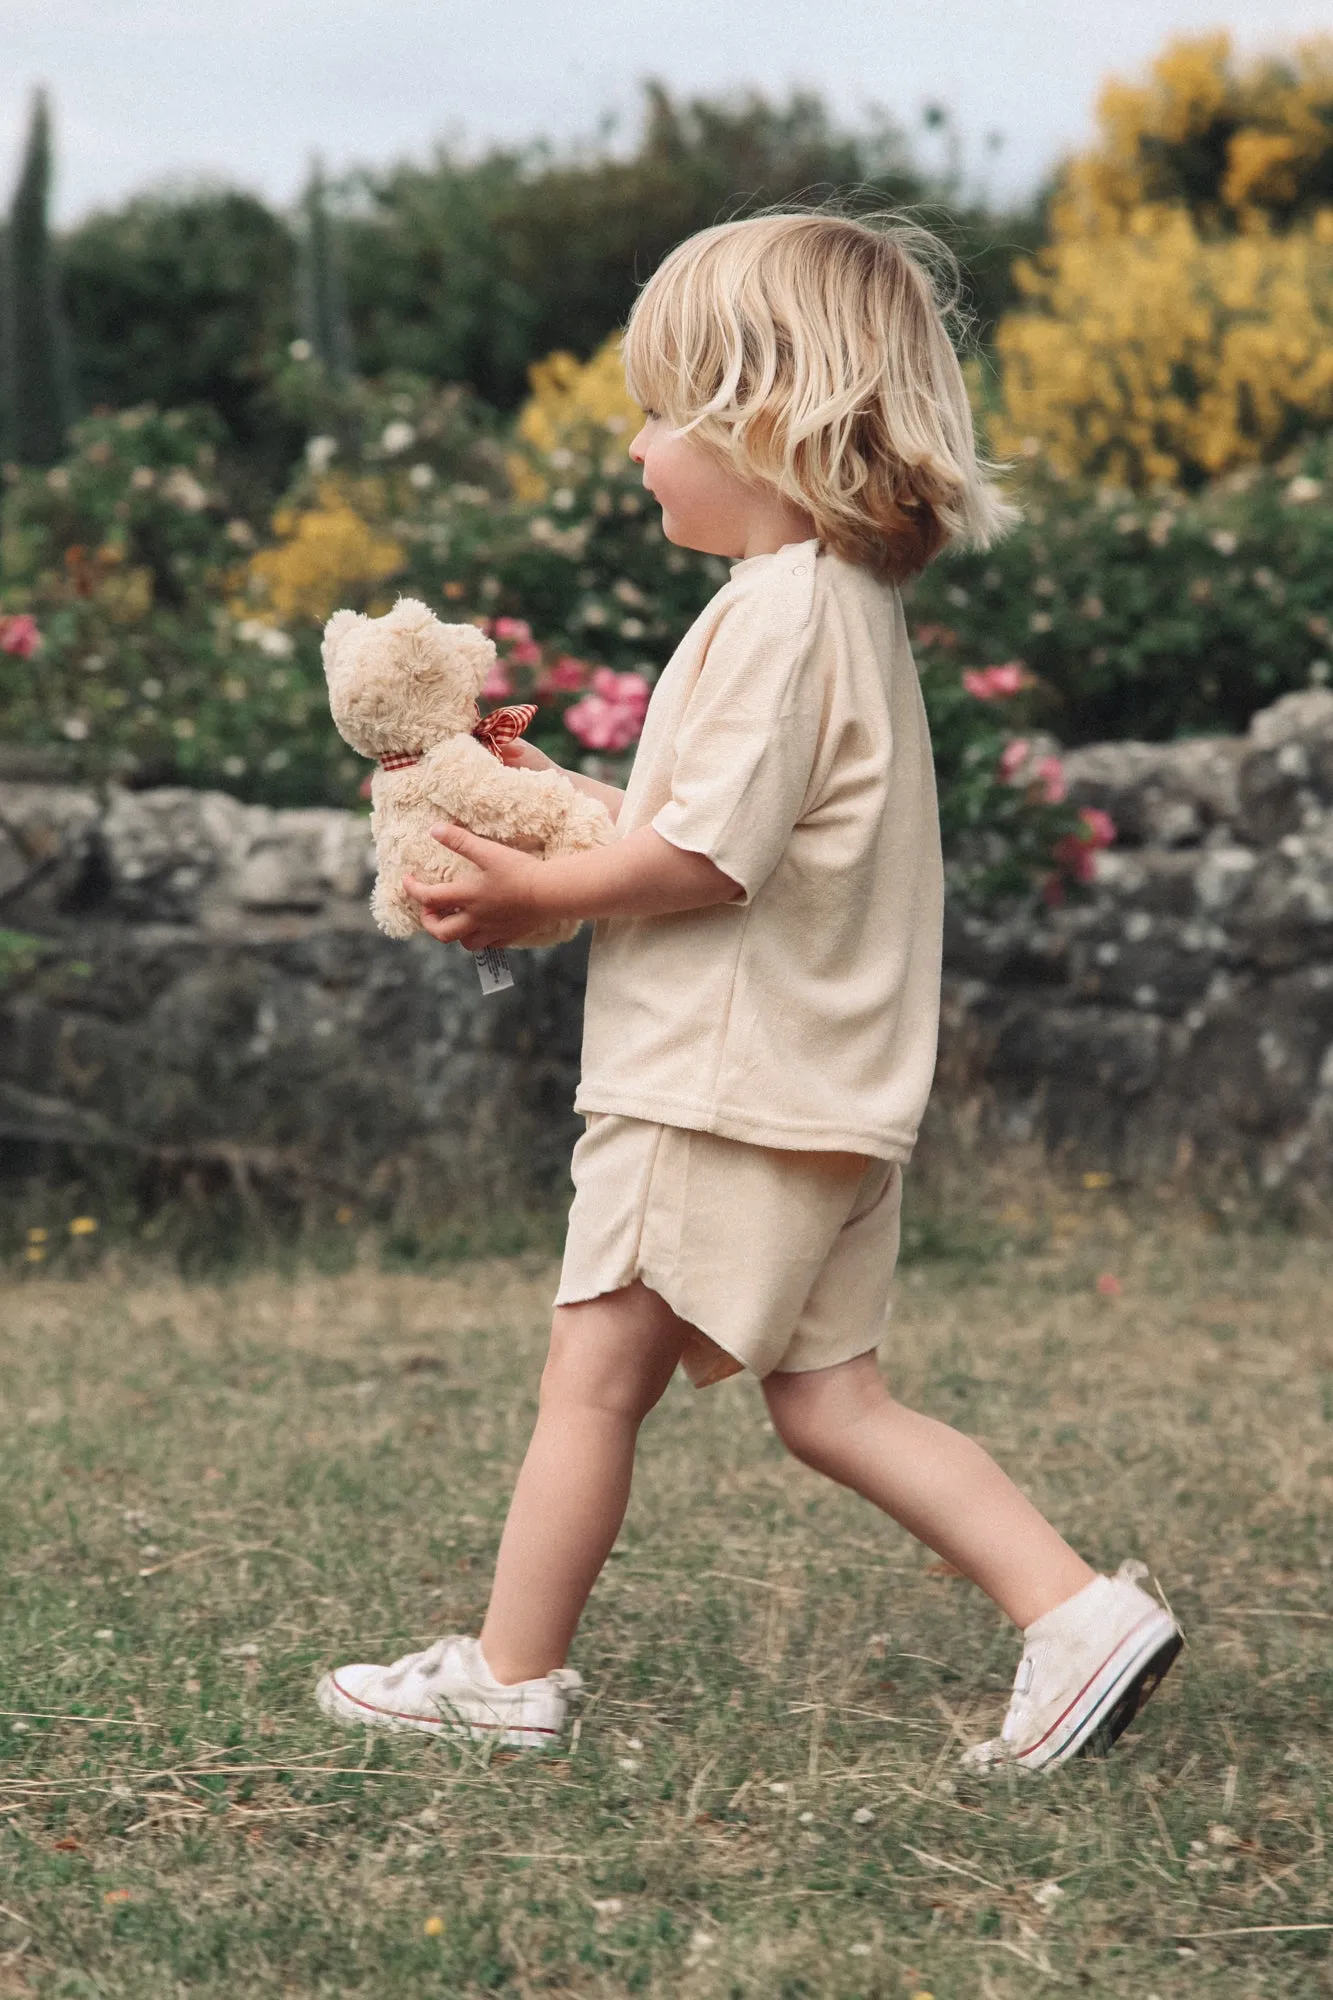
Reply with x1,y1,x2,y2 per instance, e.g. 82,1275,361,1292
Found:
508,336,643,502
25,1246,46,1263
423,1915,445,1937
241,479,405,627
69,1217,98,1236
26,1227,48,1243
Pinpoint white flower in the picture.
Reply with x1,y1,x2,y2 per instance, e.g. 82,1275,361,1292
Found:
94,1629,114,1642
552,487,575,511
626,1736,643,1750
849,1943,872,1957
306,435,338,475
687,1929,716,1956
548,448,574,470
1209,529,1238,557
580,603,608,627
173,717,196,739
225,518,256,546
797,1810,814,1824
46,466,70,492
222,755,246,777
1285,475,1323,505
767,1781,788,1794
408,463,435,490
1031,1880,1065,1911
851,1806,875,1825
591,1898,623,1916
289,338,313,362
381,420,416,455
130,466,156,491
162,467,208,512
612,579,645,605
617,1756,639,1771
263,748,290,771
61,716,90,740
237,619,295,658
620,617,645,638
947,585,970,608
140,679,163,701
1030,611,1054,633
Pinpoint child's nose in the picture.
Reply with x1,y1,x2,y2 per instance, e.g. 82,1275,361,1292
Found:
628,428,647,463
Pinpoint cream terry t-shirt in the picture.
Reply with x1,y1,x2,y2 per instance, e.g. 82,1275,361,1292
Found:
574,538,944,1161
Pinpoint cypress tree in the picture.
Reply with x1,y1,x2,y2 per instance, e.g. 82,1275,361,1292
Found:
298,158,353,378
2,89,75,466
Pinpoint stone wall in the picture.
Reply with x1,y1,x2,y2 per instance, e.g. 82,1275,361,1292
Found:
6,689,1333,1203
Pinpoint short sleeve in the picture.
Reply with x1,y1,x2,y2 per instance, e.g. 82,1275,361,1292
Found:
651,566,823,903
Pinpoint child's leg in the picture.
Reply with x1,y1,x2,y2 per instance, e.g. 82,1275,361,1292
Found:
762,1352,1094,1629
478,1281,687,1685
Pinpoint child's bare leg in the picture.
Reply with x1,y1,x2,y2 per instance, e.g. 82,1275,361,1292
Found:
479,1281,687,1685
762,1352,1094,1629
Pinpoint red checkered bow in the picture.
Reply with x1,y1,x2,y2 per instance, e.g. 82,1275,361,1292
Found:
376,704,537,774
472,703,538,760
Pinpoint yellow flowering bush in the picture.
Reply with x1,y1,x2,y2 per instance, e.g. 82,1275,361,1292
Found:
240,479,405,625
508,336,643,502
994,34,1333,487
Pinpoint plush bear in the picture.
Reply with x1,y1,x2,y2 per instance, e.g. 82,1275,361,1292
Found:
323,597,614,947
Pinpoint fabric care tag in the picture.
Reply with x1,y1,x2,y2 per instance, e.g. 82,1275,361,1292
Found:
473,947,514,995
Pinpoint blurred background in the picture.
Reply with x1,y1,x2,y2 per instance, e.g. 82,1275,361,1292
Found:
2,2,1333,1251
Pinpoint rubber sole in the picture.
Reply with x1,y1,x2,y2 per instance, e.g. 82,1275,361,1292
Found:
314,1671,564,1749
1020,1615,1184,1770
1076,1631,1184,1760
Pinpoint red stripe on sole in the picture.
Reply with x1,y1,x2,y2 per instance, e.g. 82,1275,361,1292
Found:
328,1673,559,1736
1016,1611,1173,1766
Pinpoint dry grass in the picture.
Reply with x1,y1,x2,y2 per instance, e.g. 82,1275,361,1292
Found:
1,1189,1331,1996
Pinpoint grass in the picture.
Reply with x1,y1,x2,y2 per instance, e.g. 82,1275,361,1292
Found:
1,1182,1331,1997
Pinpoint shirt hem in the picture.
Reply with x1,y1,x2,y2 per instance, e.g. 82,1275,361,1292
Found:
571,1086,917,1163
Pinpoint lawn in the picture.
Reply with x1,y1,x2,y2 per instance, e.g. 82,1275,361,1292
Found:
1,1191,1330,1997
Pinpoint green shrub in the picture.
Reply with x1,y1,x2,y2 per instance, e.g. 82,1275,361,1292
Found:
909,441,1333,741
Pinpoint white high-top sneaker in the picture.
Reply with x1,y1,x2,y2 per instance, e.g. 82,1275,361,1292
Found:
316,1634,582,1750
961,1562,1182,1773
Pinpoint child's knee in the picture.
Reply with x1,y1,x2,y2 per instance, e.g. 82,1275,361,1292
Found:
762,1356,889,1466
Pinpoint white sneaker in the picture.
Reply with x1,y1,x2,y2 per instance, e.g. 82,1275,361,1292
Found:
315,1634,582,1750
961,1562,1182,1774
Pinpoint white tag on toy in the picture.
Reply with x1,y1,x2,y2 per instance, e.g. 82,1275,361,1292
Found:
473,947,514,995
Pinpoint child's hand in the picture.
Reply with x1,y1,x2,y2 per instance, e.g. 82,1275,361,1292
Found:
498,740,558,772
404,826,545,949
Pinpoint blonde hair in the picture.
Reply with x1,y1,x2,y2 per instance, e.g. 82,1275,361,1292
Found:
621,209,1017,582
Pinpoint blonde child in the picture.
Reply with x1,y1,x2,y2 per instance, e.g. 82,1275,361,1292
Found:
316,211,1181,1772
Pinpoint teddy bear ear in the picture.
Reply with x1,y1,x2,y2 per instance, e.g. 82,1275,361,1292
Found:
322,608,363,665
386,597,435,631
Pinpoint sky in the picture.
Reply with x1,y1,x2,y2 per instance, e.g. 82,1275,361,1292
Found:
4,0,1331,226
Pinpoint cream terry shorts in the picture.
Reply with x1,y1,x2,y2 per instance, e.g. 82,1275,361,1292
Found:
555,1113,903,1389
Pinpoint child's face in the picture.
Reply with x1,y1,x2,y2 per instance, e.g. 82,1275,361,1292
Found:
628,414,768,560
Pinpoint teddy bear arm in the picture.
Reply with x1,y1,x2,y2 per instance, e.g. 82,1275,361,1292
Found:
438,754,611,854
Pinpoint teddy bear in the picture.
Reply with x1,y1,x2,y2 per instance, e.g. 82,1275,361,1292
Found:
322,597,614,948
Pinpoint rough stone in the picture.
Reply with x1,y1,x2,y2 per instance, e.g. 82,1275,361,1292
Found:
9,691,1333,1203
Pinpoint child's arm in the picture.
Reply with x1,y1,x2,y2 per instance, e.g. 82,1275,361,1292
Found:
499,739,625,822
403,821,739,950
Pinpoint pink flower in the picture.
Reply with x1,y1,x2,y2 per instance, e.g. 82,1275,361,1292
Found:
998,738,1030,781
1034,755,1067,804
482,659,514,700
0,613,41,658
963,661,1031,700
563,670,652,753
1053,832,1097,882
1096,1272,1123,1297
492,616,532,644
1079,807,1116,850
537,655,589,695
508,639,542,667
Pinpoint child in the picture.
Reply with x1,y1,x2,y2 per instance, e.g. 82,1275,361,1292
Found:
316,211,1181,1772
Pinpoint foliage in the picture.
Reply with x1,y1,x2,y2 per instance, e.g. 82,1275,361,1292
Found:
298,160,353,379
0,405,361,802
1,89,75,468
911,442,1333,741
993,35,1333,486
59,187,299,491
49,85,1038,456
